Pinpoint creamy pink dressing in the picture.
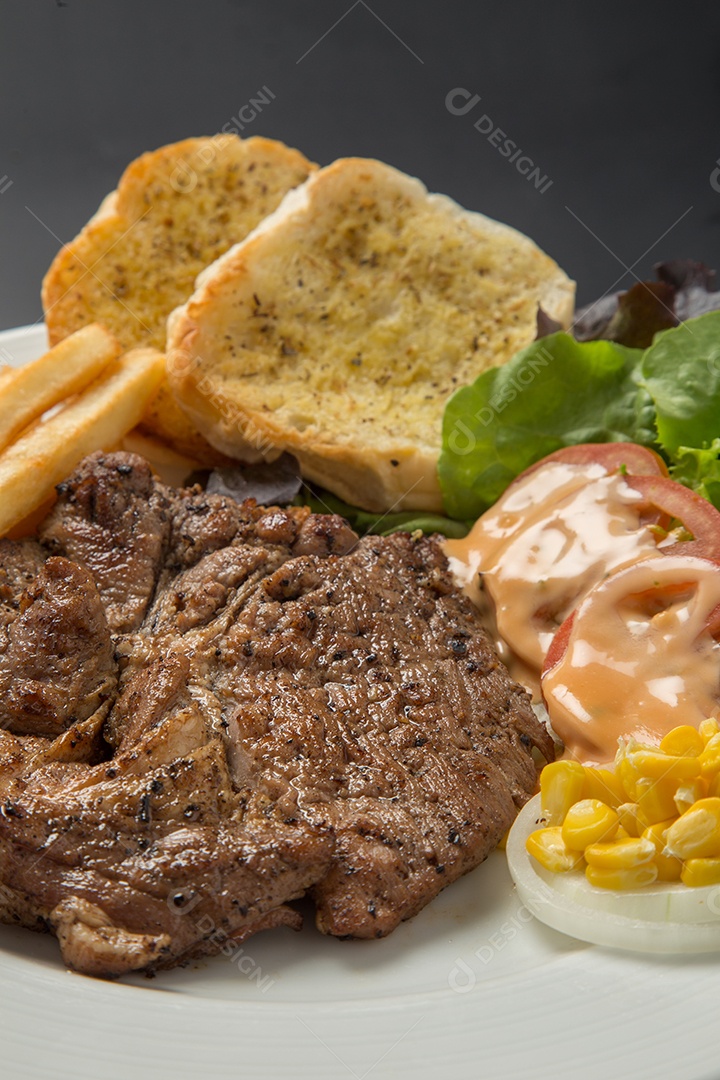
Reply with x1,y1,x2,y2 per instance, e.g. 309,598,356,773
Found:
542,556,720,762
443,459,720,762
445,461,659,693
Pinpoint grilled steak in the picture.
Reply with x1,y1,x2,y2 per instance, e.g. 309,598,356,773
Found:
0,452,553,977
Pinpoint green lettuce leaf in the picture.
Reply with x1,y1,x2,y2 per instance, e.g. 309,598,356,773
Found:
641,311,720,454
438,332,653,520
669,440,720,510
294,487,469,538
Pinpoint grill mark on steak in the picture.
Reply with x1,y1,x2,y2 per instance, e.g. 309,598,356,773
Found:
0,452,553,977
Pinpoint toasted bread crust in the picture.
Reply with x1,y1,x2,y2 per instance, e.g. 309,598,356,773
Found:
42,135,315,459
167,158,575,511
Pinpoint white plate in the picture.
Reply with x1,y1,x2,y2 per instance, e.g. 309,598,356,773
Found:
1,324,718,1080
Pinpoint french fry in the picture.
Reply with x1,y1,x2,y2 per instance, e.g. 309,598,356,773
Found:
120,429,203,488
0,323,120,453
0,347,165,537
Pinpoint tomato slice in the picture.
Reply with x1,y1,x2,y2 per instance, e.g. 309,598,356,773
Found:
446,443,670,688
542,609,575,676
539,471,720,680
510,443,668,489
625,475,720,563
541,554,720,761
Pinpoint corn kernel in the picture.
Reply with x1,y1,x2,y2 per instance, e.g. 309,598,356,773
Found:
660,725,705,758
530,734,720,893
584,836,655,870
699,718,719,744
636,776,681,826
674,778,708,816
615,747,641,801
664,798,720,860
641,820,682,881
562,799,619,851
540,760,585,826
582,767,624,808
681,857,720,888
698,734,720,779
617,802,642,837
629,748,701,782
526,827,584,873
654,856,683,883
642,818,676,848
585,863,658,890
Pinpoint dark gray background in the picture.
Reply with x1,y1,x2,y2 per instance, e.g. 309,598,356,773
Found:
1,0,720,329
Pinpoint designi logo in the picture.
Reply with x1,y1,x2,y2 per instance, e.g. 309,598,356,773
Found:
711,158,720,194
